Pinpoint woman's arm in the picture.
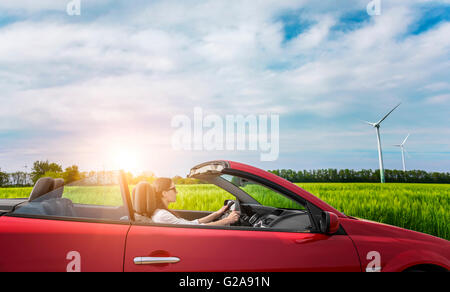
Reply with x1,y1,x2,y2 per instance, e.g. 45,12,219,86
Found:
203,211,240,226
153,208,239,226
153,209,201,225
198,204,230,224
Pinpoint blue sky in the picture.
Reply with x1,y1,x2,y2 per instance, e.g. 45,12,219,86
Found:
0,0,449,176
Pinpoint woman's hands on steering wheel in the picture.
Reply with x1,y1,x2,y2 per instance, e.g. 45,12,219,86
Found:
216,204,231,218
215,200,241,225
224,211,240,225
199,200,240,226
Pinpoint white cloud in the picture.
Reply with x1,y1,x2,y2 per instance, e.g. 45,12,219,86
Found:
0,0,65,12
0,0,449,172
425,94,450,104
288,15,336,50
0,0,111,14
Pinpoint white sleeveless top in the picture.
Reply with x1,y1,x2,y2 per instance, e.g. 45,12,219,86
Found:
152,209,202,225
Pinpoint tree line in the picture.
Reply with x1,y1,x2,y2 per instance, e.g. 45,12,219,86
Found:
0,161,83,187
2,161,450,187
268,169,450,183
0,160,203,187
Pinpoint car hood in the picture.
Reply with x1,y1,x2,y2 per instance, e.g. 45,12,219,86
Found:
345,216,448,244
340,217,450,271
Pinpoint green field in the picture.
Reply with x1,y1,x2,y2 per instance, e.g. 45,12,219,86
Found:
1,183,449,240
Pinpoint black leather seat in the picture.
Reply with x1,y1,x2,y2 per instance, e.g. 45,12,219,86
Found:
132,182,155,222
41,198,76,217
53,178,65,198
29,177,55,202
16,177,76,217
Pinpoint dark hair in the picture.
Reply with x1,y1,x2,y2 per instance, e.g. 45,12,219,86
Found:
149,178,179,217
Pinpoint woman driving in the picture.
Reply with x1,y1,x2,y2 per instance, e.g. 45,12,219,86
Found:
151,178,240,226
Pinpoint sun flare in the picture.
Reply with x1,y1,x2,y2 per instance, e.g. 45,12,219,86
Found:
109,147,143,175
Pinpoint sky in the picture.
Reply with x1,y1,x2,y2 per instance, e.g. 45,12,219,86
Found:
0,0,449,176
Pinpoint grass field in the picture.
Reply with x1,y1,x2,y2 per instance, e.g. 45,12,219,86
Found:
1,183,449,240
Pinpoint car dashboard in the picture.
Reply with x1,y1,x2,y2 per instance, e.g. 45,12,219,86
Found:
239,203,313,231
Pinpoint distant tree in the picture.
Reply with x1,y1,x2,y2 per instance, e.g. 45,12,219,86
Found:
125,172,134,185
172,176,183,185
10,172,28,186
42,171,63,179
231,176,241,186
31,160,63,184
0,169,9,187
63,165,81,184
177,177,202,184
269,168,450,183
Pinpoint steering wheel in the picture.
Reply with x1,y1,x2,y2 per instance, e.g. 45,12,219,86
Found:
218,200,242,225
218,200,234,220
231,199,241,226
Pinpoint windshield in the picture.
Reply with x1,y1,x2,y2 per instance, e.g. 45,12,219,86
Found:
221,174,305,210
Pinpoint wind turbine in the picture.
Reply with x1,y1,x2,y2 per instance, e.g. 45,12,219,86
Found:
394,134,410,172
362,103,401,183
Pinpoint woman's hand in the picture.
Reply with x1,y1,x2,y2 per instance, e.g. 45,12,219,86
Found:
216,203,231,217
203,210,240,226
224,211,240,225
199,203,232,224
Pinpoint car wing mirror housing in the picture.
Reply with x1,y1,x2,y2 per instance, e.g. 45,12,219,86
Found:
319,211,340,235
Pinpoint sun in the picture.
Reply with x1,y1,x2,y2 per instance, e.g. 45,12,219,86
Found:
110,147,143,175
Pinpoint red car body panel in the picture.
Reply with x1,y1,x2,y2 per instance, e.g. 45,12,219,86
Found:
0,160,449,272
340,218,450,272
0,216,129,272
124,224,361,272
227,161,450,271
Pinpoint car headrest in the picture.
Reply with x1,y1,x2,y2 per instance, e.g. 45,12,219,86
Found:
29,177,55,202
53,178,65,198
132,182,156,216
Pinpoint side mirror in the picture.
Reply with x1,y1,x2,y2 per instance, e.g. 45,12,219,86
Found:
319,211,340,235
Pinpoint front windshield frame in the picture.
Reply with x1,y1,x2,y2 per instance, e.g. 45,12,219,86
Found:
220,174,306,210
193,169,310,211
221,169,309,206
221,169,322,232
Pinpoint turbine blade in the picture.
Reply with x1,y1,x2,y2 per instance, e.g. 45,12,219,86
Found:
375,102,401,126
401,133,410,146
359,119,375,126
404,148,411,158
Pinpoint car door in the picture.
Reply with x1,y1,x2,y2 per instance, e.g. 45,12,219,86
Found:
124,224,361,272
124,163,361,272
0,171,131,272
0,216,129,272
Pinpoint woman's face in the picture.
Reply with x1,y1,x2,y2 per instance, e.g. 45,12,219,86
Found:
162,182,177,203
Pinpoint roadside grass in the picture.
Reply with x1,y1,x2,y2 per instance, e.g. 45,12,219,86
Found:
1,183,448,240
296,183,450,241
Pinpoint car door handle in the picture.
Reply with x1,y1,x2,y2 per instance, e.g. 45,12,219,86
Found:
134,256,181,265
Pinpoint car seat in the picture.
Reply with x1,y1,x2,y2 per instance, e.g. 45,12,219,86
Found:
28,177,55,201
53,178,65,198
16,177,76,217
132,181,155,223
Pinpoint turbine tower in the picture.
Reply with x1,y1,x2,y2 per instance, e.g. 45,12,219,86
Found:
394,134,410,172
362,103,401,183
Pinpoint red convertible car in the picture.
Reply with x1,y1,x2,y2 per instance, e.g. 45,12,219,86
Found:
0,160,448,272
